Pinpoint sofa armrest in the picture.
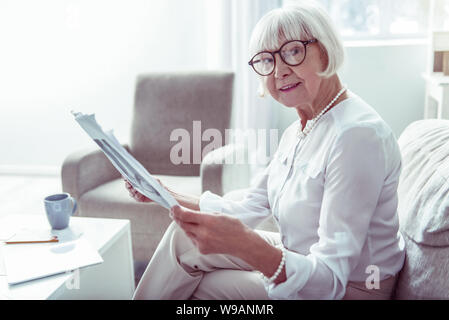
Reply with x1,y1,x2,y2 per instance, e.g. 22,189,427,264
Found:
200,143,251,196
61,144,130,200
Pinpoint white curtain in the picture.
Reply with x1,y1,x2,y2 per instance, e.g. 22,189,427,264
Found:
206,0,283,175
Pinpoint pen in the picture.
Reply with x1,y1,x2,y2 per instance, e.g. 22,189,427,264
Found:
5,236,59,245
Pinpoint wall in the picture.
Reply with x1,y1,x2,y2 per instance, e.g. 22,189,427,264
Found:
277,41,429,139
0,0,207,172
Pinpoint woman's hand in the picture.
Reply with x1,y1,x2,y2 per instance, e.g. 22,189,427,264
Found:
124,179,201,212
171,205,251,256
125,178,165,203
171,205,287,283
125,179,152,202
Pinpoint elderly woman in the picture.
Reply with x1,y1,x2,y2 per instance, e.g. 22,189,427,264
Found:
128,2,405,300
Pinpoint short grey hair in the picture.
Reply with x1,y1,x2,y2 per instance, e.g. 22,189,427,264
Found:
249,1,345,80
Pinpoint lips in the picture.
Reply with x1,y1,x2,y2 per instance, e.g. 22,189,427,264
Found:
279,82,302,92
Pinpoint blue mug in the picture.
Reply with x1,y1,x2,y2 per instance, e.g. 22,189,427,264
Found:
44,193,77,230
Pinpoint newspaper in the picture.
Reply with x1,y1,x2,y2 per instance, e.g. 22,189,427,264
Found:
72,111,178,210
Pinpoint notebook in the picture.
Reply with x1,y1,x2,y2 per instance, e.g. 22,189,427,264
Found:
3,238,103,285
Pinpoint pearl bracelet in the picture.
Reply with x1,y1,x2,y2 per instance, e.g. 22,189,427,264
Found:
261,246,286,284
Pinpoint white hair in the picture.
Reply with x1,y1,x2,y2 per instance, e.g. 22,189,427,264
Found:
249,1,345,95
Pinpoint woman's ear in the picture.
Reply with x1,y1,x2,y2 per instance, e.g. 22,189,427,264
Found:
318,45,329,72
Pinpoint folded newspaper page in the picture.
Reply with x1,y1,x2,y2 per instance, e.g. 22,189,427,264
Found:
72,111,178,210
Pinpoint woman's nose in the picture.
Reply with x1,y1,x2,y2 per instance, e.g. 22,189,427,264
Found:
273,53,291,79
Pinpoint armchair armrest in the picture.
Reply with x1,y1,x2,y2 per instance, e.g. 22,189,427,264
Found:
200,143,251,196
61,144,130,200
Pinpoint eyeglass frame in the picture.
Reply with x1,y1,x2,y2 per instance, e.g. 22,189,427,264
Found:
248,39,318,76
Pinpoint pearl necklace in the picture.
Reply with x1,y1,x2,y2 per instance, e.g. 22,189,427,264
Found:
297,87,347,139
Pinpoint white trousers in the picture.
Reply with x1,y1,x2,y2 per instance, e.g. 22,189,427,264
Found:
133,221,281,300
133,221,397,300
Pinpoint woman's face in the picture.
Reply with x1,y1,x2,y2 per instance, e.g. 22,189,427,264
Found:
263,38,326,110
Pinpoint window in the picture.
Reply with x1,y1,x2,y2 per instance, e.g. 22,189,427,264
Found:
321,0,430,40
431,0,449,30
286,0,435,40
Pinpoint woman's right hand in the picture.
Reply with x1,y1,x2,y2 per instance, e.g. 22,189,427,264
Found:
125,179,154,203
125,177,201,212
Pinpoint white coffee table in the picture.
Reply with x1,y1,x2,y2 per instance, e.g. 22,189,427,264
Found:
0,214,135,299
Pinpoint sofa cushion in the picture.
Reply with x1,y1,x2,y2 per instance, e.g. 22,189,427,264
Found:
397,119,449,246
394,119,449,299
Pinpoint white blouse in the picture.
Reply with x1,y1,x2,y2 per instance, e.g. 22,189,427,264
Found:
199,93,406,300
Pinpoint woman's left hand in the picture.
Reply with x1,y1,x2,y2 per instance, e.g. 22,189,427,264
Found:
171,205,251,256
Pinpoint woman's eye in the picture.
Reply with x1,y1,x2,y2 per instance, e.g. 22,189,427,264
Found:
262,58,274,64
287,47,301,56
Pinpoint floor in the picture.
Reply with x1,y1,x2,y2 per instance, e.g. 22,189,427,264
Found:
0,174,143,288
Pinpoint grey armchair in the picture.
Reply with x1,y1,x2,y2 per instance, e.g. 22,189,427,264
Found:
61,71,250,283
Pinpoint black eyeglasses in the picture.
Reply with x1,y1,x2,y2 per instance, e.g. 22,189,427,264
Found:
248,39,318,76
